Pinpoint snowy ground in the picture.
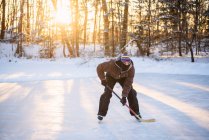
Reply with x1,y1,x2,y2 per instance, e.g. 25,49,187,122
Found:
0,43,209,140
0,57,209,82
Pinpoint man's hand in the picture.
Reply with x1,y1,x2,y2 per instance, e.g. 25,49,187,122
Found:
101,79,107,87
120,97,126,106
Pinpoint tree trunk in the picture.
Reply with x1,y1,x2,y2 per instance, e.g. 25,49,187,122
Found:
111,0,115,57
102,0,110,56
147,0,151,56
184,12,195,62
93,0,99,51
83,0,88,49
65,40,74,58
27,0,30,42
120,0,129,53
177,1,182,56
0,0,6,40
136,40,144,56
75,0,79,57
15,0,25,57
189,44,195,62
194,0,199,55
97,4,102,44
63,44,67,57
186,34,195,62
69,0,75,55
51,0,57,10
116,1,121,45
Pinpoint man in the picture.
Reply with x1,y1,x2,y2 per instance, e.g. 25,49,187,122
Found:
97,54,141,121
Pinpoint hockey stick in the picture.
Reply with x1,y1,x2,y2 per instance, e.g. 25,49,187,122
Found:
106,86,156,122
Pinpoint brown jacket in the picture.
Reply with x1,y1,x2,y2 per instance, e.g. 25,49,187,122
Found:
97,59,135,97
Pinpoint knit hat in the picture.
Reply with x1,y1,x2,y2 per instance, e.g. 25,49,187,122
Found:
120,54,131,64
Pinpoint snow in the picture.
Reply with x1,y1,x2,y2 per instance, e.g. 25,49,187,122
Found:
0,57,209,83
0,43,209,140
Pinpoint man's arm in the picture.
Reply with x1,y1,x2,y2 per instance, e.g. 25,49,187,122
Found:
97,61,110,81
122,66,135,97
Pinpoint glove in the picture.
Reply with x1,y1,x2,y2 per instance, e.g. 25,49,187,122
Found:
101,79,107,87
120,97,126,106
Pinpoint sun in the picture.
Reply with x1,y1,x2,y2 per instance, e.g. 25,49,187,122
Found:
54,9,71,24
53,0,71,25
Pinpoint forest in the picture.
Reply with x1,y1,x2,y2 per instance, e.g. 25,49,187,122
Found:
0,0,209,62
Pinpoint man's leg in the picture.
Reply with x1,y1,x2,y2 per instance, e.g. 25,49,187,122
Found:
127,88,140,116
118,79,140,117
98,75,116,117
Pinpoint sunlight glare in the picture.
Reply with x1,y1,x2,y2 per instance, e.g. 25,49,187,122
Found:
176,82,209,92
133,83,209,130
30,80,66,139
54,0,71,24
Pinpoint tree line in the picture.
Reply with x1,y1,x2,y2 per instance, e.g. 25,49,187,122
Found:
0,0,209,62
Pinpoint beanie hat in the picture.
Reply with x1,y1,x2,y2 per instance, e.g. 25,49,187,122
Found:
120,54,131,63
115,54,132,71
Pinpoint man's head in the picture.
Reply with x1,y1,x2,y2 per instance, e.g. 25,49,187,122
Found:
115,54,132,71
120,54,131,66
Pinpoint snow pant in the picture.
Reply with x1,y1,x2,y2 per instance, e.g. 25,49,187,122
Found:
98,74,140,116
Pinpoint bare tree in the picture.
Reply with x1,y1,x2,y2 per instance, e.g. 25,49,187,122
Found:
102,0,110,55
51,0,57,10
26,0,30,42
0,0,6,40
120,0,129,53
147,0,151,56
93,0,99,51
110,0,115,56
83,0,88,49
15,0,25,57
75,0,80,57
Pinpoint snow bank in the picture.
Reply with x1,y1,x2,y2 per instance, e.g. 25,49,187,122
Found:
0,57,209,82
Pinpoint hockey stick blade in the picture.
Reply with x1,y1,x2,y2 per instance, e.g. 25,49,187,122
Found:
138,118,156,123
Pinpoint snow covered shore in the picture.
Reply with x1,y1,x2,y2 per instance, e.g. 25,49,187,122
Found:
0,56,209,83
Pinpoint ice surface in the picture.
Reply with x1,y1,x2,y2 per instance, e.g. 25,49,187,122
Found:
0,73,209,140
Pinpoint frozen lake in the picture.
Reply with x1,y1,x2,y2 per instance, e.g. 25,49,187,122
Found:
0,73,209,140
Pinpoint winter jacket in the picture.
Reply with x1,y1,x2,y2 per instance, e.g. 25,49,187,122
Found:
97,59,135,97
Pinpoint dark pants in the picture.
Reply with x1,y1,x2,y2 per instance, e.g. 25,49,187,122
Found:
98,75,140,116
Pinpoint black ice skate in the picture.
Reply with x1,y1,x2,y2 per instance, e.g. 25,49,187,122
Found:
97,115,104,121
135,113,142,120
